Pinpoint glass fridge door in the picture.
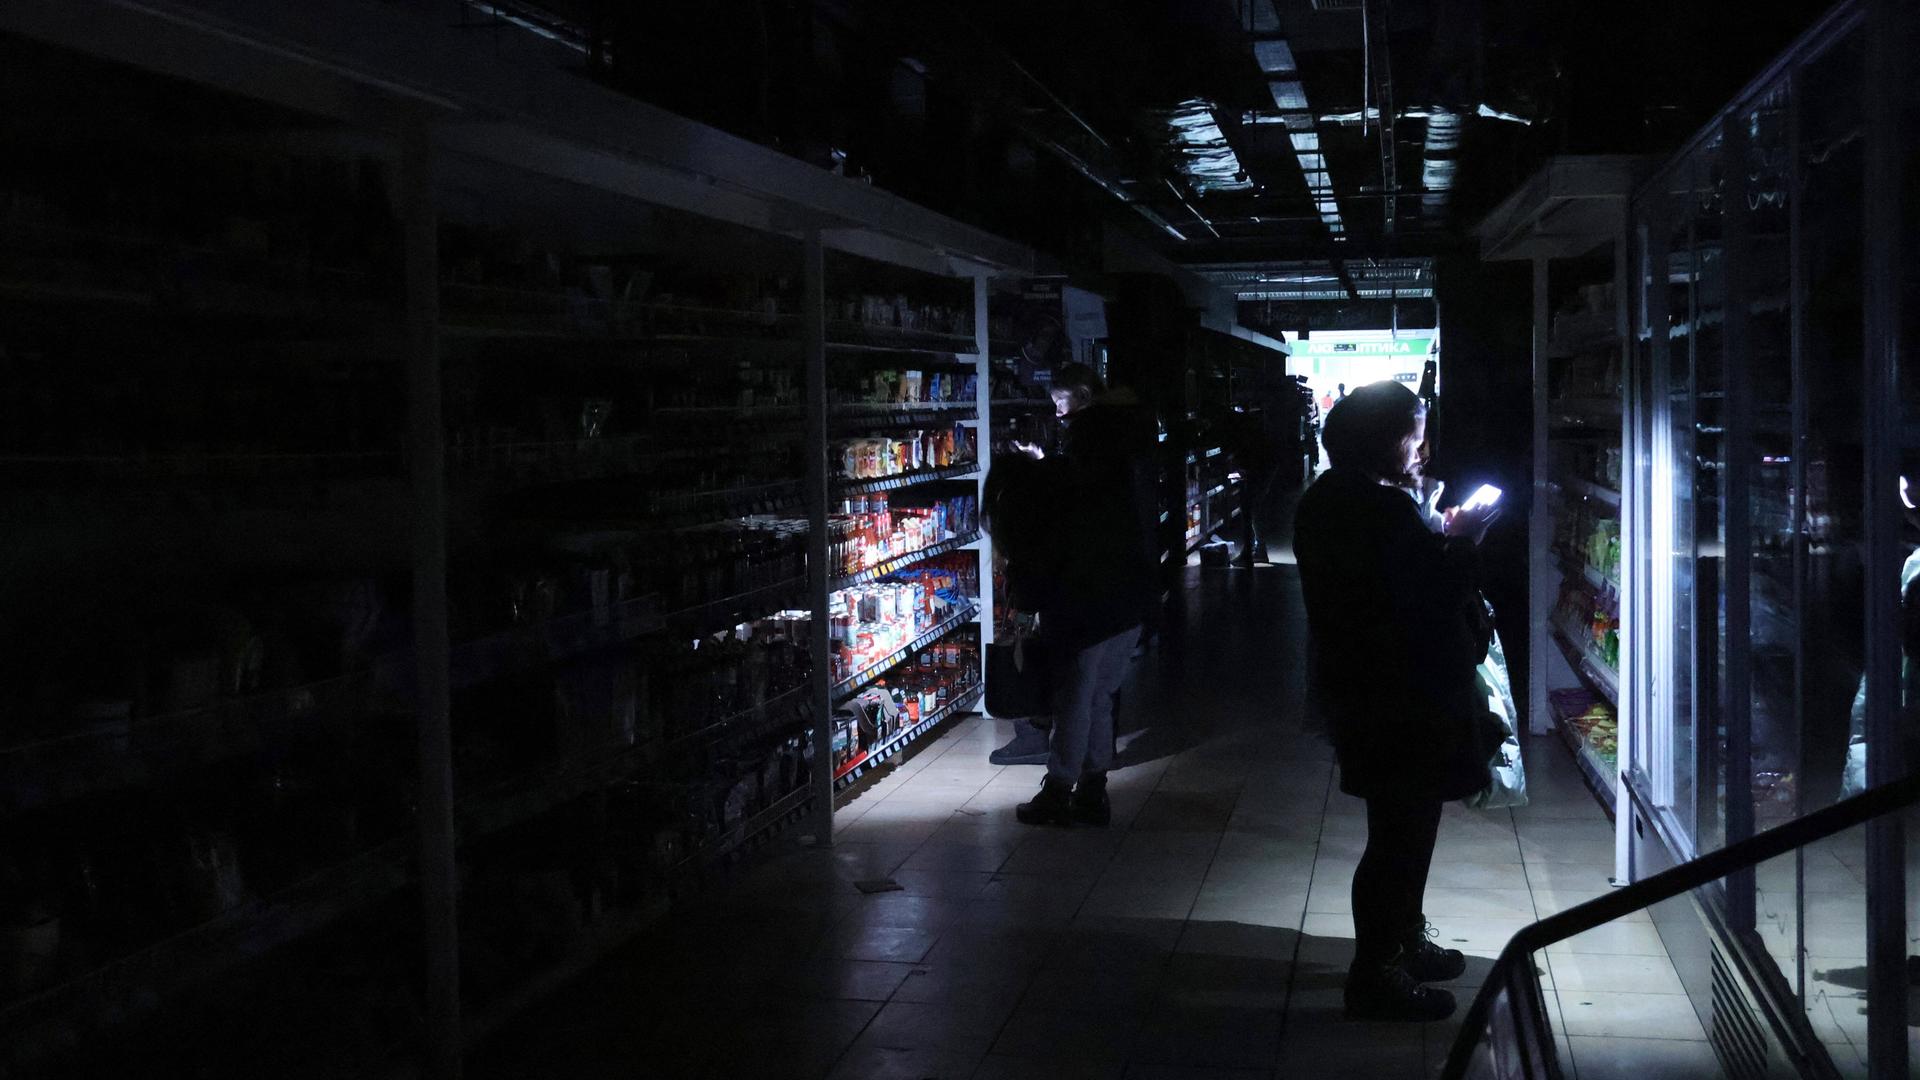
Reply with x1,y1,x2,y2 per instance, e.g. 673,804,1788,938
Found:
1796,24,1870,1073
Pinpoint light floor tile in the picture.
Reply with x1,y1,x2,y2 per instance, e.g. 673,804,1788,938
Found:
1555,991,1708,1040
1546,952,1686,995
1533,889,1648,922
1563,1034,1724,1080
1543,921,1669,957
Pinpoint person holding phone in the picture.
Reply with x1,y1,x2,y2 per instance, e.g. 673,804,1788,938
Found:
1292,381,1504,1022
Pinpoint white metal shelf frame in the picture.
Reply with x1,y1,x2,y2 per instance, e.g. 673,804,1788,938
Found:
1476,155,1647,887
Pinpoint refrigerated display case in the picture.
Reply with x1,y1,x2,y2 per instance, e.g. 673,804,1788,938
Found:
1620,5,1912,1075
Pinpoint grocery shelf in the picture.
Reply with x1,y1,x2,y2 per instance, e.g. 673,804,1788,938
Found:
463,758,816,1052
831,400,978,420
833,685,983,791
440,288,803,343
834,463,981,496
692,782,818,865
0,450,400,485
989,398,1053,413
648,480,807,529
1548,397,1624,427
1555,552,1620,601
827,347,978,369
460,684,814,842
664,576,809,638
650,404,808,421
449,595,664,690
0,661,416,817
1555,473,1622,507
832,603,980,703
824,322,977,353
1548,310,1622,358
1551,621,1620,706
831,531,981,590
0,3,1025,1068
1548,693,1620,812
0,837,414,1069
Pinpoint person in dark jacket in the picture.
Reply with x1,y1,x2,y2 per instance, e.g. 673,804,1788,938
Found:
1292,380,1502,1022
991,365,1159,767
983,406,1155,826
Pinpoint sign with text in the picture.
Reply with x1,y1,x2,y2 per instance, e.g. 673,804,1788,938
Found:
1289,336,1433,358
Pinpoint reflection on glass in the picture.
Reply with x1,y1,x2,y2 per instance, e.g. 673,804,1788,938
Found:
1898,4,1920,1066
1797,28,1868,1073
1692,129,1729,858
1740,85,1801,989
1664,155,1700,842
1801,829,1872,1078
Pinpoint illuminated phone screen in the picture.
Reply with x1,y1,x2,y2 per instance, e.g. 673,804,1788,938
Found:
1461,484,1502,511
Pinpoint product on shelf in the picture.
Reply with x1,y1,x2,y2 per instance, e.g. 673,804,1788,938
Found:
648,615,810,743
1551,493,1621,586
829,492,978,576
1549,687,1619,767
829,291,972,336
827,556,980,683
832,626,982,776
1552,581,1619,673
833,367,979,406
834,424,977,481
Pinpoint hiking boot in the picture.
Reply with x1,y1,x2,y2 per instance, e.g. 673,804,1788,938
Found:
1345,952,1458,1022
1071,772,1111,827
1015,776,1075,826
1402,919,1466,982
989,719,1052,766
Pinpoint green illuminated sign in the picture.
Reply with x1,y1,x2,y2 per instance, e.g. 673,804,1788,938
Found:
1289,337,1433,358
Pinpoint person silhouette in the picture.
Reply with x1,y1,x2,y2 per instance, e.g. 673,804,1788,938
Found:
1293,381,1504,1022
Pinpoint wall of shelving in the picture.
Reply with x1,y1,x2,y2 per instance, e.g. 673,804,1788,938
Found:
0,10,1029,1078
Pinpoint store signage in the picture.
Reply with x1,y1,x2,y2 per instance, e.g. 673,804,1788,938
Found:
1393,372,1419,383
1290,336,1433,358
1022,276,1066,302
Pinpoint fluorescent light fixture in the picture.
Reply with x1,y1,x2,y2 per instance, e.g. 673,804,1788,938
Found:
1476,103,1533,125
1297,153,1325,171
1321,107,1383,125
1289,131,1319,151
1268,80,1310,111
1252,39,1297,74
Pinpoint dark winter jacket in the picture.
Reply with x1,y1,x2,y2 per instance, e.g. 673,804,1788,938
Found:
1002,395,1157,651
1293,467,1500,801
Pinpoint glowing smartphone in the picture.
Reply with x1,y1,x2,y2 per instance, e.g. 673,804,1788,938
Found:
1460,483,1503,511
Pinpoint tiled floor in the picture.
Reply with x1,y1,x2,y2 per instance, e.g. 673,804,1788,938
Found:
474,568,1720,1079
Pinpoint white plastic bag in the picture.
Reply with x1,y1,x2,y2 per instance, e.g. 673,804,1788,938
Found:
1465,632,1528,810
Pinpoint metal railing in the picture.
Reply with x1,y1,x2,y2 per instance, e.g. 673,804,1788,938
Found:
1441,771,1920,1079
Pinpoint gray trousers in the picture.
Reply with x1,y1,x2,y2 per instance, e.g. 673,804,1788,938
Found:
1047,625,1140,785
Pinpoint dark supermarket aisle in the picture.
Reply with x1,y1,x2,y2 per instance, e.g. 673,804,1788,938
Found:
470,567,1693,1080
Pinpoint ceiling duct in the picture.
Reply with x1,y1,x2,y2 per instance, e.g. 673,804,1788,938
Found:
1235,0,1348,240
1150,99,1255,195
1194,257,1432,301
1420,107,1461,218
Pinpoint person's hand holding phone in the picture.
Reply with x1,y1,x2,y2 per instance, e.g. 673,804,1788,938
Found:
1442,483,1503,544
